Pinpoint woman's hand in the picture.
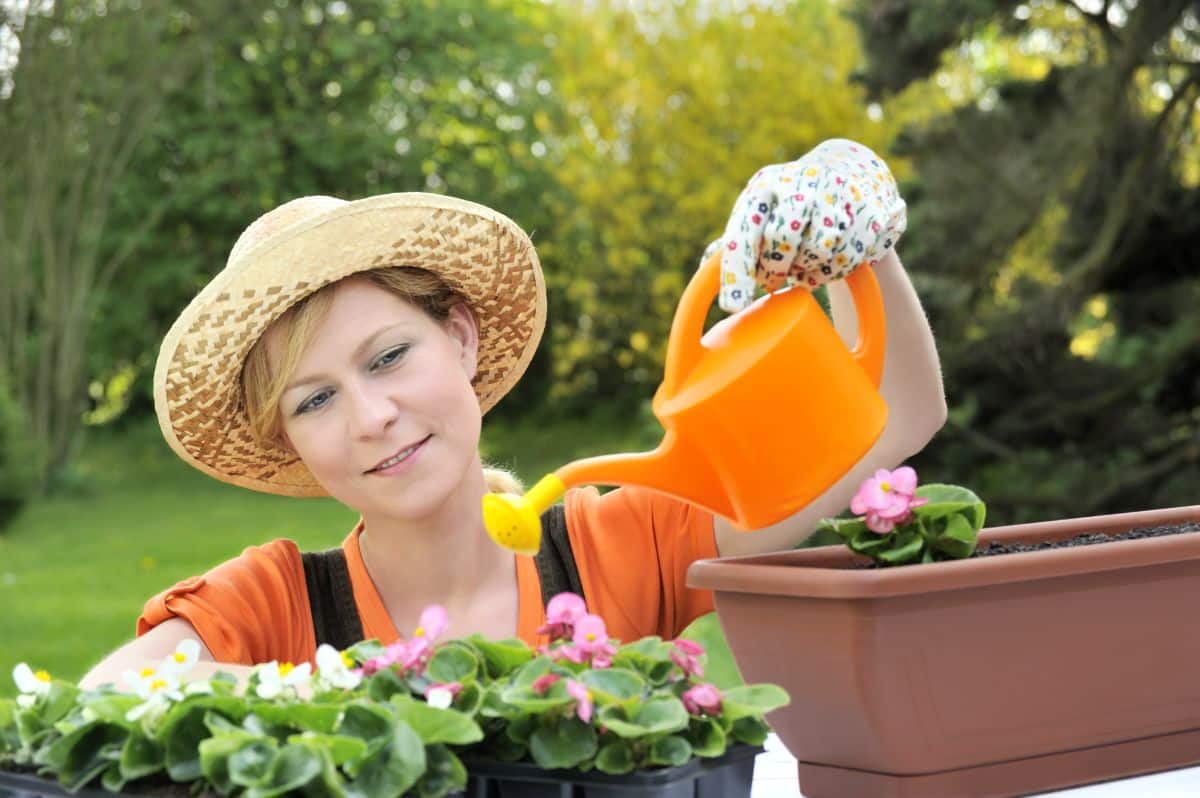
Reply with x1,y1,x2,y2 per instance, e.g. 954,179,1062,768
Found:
712,138,907,313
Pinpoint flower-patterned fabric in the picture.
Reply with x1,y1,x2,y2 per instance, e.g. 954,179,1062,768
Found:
714,138,908,313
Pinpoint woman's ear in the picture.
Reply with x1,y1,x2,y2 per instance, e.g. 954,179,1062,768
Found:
444,302,480,381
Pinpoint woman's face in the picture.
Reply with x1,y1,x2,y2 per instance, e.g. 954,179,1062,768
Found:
272,277,483,520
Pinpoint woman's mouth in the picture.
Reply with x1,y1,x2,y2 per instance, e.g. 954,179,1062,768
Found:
366,435,431,475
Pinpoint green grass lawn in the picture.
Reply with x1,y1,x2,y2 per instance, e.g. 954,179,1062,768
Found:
0,409,741,696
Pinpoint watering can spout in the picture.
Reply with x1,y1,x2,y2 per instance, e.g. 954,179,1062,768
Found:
481,435,732,556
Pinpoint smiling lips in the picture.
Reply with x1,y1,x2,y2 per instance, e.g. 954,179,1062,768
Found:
366,435,431,474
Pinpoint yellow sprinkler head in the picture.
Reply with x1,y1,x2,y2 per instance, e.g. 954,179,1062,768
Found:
482,493,542,555
482,474,567,555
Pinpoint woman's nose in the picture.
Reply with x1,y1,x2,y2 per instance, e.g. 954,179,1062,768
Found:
345,382,398,439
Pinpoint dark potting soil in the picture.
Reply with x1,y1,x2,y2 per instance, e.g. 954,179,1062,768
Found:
860,520,1200,568
970,520,1200,558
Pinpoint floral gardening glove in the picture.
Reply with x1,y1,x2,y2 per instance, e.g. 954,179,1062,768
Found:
711,138,907,313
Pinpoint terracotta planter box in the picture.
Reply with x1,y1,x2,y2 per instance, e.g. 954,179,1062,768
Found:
687,504,1200,798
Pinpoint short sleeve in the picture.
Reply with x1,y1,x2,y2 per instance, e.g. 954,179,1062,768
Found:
564,486,718,642
136,539,315,666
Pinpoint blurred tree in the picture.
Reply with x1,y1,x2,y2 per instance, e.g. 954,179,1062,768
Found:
91,0,563,423
848,0,1200,521
534,0,903,410
0,0,199,488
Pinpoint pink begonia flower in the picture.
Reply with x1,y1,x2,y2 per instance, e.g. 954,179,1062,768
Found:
566,679,594,724
531,672,562,695
537,592,588,640
360,604,449,677
562,614,618,668
850,466,929,534
670,639,705,678
682,683,723,716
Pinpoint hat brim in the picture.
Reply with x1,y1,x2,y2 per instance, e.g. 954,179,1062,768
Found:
154,193,546,497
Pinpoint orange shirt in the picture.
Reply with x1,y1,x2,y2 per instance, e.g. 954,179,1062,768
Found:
137,486,717,665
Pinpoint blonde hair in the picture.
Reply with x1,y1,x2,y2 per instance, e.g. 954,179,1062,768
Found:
240,266,523,495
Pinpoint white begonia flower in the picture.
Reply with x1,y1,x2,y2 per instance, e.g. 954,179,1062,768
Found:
161,638,201,678
123,667,184,723
183,680,213,696
13,663,52,707
426,686,455,710
314,644,362,691
255,661,313,699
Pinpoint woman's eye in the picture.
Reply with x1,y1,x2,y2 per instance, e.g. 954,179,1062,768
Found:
297,389,333,415
371,344,409,371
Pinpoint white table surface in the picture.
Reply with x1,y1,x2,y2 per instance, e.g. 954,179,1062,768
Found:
751,734,1200,798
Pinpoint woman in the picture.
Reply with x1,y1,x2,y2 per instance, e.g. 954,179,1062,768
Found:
79,139,945,688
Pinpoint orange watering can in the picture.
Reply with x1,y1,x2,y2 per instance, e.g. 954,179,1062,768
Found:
483,251,889,555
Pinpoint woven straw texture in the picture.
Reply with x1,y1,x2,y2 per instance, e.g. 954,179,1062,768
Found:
153,192,546,497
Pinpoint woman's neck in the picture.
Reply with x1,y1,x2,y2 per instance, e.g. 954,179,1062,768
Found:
356,459,516,630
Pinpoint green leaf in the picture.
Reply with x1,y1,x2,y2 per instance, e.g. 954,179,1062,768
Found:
244,743,322,798
345,640,387,668
388,695,482,745
915,484,983,506
199,732,266,794
594,740,634,774
730,716,771,746
228,739,279,788
38,720,127,791
117,731,163,781
929,513,978,559
580,668,644,702
647,736,692,767
252,702,344,734
686,716,727,757
597,696,688,738
529,718,597,769
345,719,426,798
80,694,141,726
818,515,872,543
426,643,479,684
499,680,573,714
0,699,18,755
503,713,538,744
100,763,126,793
365,667,409,703
413,744,467,798
40,682,81,726
617,636,671,660
465,635,533,678
876,529,926,564
453,682,484,716
510,657,554,687
286,732,368,766
161,699,244,782
721,685,790,722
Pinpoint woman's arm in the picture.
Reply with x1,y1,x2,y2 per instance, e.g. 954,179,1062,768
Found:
713,249,947,557
79,617,254,690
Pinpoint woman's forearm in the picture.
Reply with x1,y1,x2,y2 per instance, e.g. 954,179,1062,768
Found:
826,249,947,451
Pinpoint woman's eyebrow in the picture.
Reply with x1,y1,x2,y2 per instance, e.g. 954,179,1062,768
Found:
284,323,410,391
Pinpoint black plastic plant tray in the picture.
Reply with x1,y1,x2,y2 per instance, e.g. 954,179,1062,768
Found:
460,744,762,798
1,744,761,797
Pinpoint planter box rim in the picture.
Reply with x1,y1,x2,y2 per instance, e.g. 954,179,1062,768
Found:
689,503,1200,599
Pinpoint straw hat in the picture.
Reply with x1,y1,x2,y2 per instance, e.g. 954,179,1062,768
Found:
153,192,547,497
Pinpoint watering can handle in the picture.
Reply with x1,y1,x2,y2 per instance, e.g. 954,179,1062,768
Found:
845,264,886,387
661,251,722,398
662,253,886,394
